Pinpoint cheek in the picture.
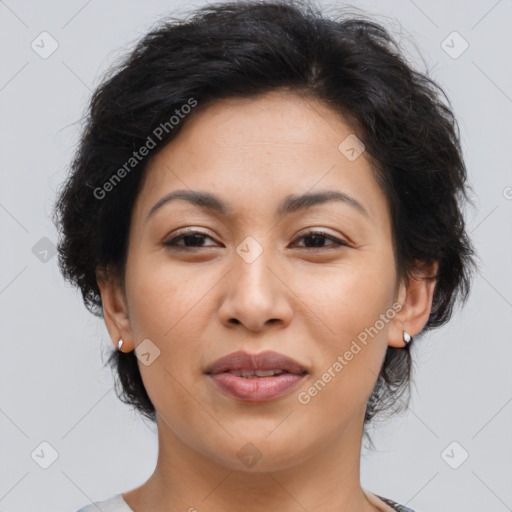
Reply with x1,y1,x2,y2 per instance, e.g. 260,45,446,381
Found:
123,258,211,415
125,253,212,341
302,253,396,398
307,253,396,338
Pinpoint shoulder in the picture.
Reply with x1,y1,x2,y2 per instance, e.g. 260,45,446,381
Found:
75,493,133,512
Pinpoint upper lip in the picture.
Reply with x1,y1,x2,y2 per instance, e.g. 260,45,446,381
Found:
205,350,308,375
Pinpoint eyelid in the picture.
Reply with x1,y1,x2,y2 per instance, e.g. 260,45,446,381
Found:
293,229,351,248
164,227,218,241
164,228,351,249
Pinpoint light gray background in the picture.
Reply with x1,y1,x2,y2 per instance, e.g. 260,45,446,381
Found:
1,1,511,511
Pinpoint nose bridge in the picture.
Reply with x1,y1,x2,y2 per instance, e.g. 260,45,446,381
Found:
219,235,292,330
233,236,278,301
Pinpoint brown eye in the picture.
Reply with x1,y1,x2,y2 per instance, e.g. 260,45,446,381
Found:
163,229,349,251
293,231,349,249
164,231,219,249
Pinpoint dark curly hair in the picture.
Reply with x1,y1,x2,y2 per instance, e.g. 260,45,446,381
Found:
52,0,476,436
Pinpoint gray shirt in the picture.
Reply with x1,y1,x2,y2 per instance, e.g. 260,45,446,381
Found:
75,493,416,511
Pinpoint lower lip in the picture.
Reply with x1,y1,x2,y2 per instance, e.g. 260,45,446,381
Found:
208,372,305,402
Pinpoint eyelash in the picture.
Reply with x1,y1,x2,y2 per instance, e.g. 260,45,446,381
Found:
163,229,350,251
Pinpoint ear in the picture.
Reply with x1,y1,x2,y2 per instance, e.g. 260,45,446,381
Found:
96,268,134,351
388,261,438,348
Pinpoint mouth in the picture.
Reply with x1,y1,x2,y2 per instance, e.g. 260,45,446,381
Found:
204,350,308,402
222,369,301,378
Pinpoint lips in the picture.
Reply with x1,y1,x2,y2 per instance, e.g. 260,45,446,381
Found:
204,350,307,376
205,350,308,402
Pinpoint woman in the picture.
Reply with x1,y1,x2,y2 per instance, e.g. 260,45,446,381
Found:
53,1,475,510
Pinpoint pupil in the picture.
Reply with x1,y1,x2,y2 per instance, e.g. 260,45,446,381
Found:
306,234,324,247
184,234,203,246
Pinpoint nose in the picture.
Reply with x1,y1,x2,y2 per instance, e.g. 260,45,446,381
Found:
218,248,293,333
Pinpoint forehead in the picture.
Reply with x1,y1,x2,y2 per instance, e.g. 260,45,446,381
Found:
134,91,389,224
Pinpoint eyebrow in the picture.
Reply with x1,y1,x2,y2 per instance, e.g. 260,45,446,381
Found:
146,188,369,222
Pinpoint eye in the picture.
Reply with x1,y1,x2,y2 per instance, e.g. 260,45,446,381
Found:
163,230,219,250
292,230,350,249
163,229,350,251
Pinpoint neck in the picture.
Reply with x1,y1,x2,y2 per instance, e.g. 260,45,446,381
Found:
123,408,382,512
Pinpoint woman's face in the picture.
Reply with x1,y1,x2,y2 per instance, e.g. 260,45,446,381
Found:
106,91,408,471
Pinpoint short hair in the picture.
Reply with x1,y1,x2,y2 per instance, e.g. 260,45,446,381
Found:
52,0,476,432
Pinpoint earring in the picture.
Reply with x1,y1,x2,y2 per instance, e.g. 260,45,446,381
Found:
117,339,124,351
403,331,412,345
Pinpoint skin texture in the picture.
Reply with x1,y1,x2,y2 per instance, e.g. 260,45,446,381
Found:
98,90,437,512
